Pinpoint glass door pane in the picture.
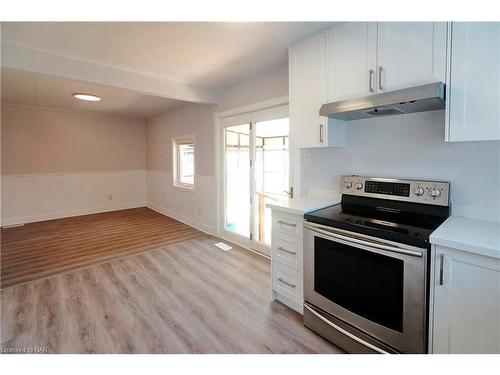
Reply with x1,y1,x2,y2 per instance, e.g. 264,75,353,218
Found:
224,124,250,237
253,118,289,246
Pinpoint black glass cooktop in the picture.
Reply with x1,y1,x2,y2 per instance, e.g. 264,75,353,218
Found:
304,195,450,248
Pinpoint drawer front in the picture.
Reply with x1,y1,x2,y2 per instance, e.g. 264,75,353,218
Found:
272,211,303,238
272,230,303,271
272,261,303,303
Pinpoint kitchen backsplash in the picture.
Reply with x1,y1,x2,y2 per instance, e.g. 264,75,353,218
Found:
301,110,500,222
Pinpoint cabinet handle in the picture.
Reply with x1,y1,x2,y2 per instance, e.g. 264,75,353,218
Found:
319,124,324,144
439,254,445,286
278,220,296,228
378,66,384,90
278,277,296,288
369,69,375,93
278,246,297,255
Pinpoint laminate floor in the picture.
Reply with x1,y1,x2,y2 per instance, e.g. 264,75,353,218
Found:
1,208,204,288
1,235,343,353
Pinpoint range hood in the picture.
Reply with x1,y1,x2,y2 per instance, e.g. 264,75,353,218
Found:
319,82,445,121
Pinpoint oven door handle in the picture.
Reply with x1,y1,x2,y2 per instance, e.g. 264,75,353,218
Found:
305,222,423,258
304,304,390,354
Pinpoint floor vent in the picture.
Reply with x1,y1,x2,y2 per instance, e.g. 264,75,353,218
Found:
214,242,232,251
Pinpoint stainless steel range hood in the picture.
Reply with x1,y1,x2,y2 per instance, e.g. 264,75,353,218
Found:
319,82,445,121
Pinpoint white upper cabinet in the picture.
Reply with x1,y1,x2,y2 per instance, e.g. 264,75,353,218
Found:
289,33,346,149
325,22,447,101
289,33,327,149
377,22,447,92
326,22,377,102
446,22,500,141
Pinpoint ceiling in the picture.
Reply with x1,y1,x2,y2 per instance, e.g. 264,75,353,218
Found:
1,68,185,119
1,22,335,89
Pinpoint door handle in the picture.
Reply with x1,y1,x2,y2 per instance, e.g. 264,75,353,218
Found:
378,66,384,90
277,246,297,255
305,222,423,258
283,186,294,199
304,304,390,354
439,254,445,285
369,69,375,93
278,277,296,288
278,220,297,228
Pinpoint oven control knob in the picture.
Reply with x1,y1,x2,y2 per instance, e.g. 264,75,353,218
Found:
430,188,441,198
355,182,363,190
414,186,425,196
345,181,353,189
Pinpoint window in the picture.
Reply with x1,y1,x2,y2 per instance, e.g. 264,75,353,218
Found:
173,135,195,189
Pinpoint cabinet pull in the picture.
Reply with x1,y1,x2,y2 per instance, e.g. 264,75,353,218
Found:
278,246,297,255
278,277,296,288
277,220,296,228
439,254,445,286
369,69,375,93
319,124,324,144
378,66,384,90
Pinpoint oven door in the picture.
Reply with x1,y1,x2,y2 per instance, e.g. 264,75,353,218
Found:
304,221,427,353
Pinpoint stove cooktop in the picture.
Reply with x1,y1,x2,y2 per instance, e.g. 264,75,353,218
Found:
304,195,450,248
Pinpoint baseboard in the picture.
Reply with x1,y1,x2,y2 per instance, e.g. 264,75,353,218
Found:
147,203,216,236
2,202,147,227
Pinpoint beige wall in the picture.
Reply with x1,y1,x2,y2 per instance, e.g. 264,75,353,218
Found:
145,65,289,234
1,104,146,174
146,102,215,176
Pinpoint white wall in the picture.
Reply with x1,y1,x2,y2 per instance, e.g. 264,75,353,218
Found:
301,110,500,221
2,170,146,226
217,64,288,112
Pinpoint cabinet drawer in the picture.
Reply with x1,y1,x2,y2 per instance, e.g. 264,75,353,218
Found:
272,211,303,238
272,261,303,304
272,230,303,271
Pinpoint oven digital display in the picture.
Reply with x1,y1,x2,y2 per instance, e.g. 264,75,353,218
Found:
364,181,410,197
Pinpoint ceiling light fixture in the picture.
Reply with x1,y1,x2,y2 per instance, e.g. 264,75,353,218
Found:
72,93,101,101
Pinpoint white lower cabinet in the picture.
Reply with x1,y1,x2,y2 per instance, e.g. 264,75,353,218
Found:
270,209,304,314
431,245,500,353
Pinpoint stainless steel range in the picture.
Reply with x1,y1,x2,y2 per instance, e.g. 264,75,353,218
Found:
303,176,451,354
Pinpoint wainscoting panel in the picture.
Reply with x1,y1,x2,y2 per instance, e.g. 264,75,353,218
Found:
1,170,147,226
147,170,216,235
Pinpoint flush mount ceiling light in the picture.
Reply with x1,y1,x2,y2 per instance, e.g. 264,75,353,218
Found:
72,93,101,101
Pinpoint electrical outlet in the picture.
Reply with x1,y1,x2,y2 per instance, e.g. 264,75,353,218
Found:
198,208,202,215
108,195,113,201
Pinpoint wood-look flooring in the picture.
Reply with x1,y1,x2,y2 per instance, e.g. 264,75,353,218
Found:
1,208,204,288
1,235,342,353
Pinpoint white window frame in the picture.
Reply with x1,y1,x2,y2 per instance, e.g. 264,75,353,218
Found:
172,134,196,191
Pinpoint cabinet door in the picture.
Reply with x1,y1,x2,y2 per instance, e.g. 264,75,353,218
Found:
327,22,377,102
446,22,500,141
377,22,447,92
432,247,500,353
289,33,327,149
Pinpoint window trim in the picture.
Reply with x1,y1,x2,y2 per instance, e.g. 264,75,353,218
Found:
172,134,196,191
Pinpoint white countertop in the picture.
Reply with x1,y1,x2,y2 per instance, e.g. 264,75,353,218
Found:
430,216,500,259
266,196,339,215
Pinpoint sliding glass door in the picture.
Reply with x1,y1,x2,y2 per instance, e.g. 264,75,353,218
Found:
224,124,250,237
220,105,289,256
253,118,289,252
